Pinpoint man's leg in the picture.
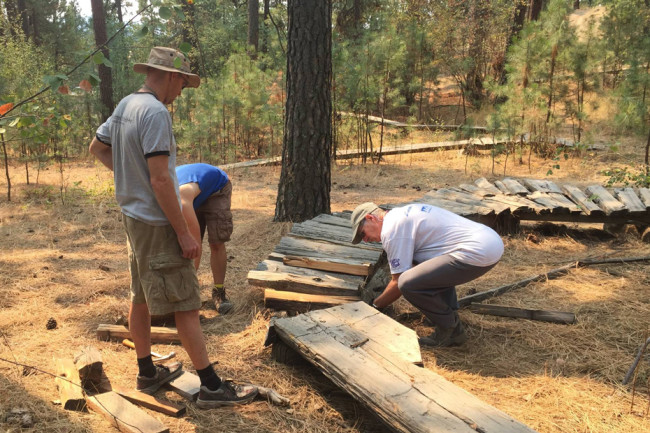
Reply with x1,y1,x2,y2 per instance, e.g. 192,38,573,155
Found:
209,242,227,285
129,302,152,358
174,309,210,370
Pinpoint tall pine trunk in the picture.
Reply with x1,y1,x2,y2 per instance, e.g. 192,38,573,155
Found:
275,0,331,222
91,0,114,122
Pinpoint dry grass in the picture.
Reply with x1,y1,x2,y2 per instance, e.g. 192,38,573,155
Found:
0,137,649,433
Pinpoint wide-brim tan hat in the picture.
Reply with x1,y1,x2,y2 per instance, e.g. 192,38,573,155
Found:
350,202,380,244
133,46,200,88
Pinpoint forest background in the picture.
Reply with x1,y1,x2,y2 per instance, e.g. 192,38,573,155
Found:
0,0,649,202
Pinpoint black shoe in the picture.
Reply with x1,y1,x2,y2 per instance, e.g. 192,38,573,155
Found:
136,362,183,394
419,317,467,347
196,380,258,409
212,287,233,314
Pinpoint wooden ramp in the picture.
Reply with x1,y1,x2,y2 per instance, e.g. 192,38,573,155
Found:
272,302,538,433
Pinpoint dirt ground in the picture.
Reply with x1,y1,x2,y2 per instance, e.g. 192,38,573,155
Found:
0,136,649,433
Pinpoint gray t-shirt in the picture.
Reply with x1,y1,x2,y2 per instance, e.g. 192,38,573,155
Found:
96,93,180,225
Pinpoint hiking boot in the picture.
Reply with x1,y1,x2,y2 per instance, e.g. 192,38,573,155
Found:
136,361,183,395
419,316,467,347
212,287,233,314
196,380,259,409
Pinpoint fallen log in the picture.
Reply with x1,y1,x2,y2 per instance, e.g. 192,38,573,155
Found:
468,303,576,324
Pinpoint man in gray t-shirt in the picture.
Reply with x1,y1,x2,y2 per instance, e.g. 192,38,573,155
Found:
89,47,257,408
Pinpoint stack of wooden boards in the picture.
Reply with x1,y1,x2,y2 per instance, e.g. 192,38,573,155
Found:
270,301,539,433
414,177,650,230
248,213,384,312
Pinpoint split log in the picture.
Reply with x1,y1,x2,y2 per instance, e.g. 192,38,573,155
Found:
468,304,576,324
54,358,86,411
561,184,604,216
74,346,107,394
86,392,169,433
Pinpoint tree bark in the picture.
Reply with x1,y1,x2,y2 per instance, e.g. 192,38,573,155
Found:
90,0,114,122
1,132,11,201
275,0,332,222
248,0,259,56
528,0,545,21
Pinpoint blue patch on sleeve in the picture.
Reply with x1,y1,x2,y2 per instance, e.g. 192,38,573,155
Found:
390,258,401,269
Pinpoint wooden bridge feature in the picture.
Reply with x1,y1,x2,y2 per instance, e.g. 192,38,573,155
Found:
269,301,538,433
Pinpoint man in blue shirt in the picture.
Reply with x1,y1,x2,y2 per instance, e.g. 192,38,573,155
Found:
177,163,234,314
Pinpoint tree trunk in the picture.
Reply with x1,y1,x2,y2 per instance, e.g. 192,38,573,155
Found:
1,132,11,201
91,0,114,122
114,0,123,24
17,0,29,38
275,0,332,222
545,44,557,124
528,0,545,21
248,0,259,57
181,0,202,74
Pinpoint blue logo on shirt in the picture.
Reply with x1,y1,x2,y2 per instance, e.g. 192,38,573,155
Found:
390,258,401,268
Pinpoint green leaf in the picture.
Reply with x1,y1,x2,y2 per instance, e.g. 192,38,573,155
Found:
103,57,114,68
174,6,185,20
173,57,182,69
159,6,172,19
179,42,192,54
93,52,105,65
59,118,68,128
139,25,149,37
88,73,101,86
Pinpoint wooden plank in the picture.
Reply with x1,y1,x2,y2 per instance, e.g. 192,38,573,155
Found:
96,325,180,344
275,236,382,263
585,185,627,216
308,303,422,366
637,188,650,210
474,177,502,195
468,304,576,324
86,391,169,433
548,192,582,214
417,196,483,217
540,180,565,195
248,270,360,296
114,387,186,417
166,371,201,401
290,219,382,250
482,192,547,214
523,178,550,193
428,189,501,215
561,184,604,216
458,183,496,197
311,213,353,228
493,180,510,195
267,253,371,277
273,302,538,433
614,188,646,214
257,259,365,284
264,289,359,312
528,191,570,214
502,178,530,195
54,358,86,411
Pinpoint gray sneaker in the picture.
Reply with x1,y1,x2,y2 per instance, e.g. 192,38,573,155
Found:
212,287,233,314
196,380,258,409
136,362,183,395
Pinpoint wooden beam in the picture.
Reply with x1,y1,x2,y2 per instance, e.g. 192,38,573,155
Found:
264,288,359,312
96,325,180,344
114,387,186,417
86,392,169,433
468,304,576,324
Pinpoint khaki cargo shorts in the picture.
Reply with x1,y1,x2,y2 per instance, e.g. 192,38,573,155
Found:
123,214,201,316
197,180,233,244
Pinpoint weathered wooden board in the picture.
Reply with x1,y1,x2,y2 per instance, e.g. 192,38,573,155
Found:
585,185,627,216
474,177,502,195
614,188,646,214
255,253,365,286
74,346,105,393
273,302,538,433
468,303,576,324
528,191,570,214
54,358,86,411
114,387,186,417
289,219,382,250
561,184,604,216
266,248,374,276
86,392,169,433
248,269,360,296
275,237,382,264
638,188,650,210
166,371,201,401
96,325,180,344
430,189,502,215
417,196,483,216
311,213,353,228
502,178,530,195
264,288,359,312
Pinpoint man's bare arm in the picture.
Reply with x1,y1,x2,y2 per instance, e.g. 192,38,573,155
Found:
147,155,199,259
89,137,113,171
373,273,402,308
179,183,202,269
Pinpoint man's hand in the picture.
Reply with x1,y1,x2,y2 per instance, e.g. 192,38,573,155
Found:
177,231,200,259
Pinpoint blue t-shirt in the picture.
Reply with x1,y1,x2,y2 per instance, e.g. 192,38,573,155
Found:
176,163,229,210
